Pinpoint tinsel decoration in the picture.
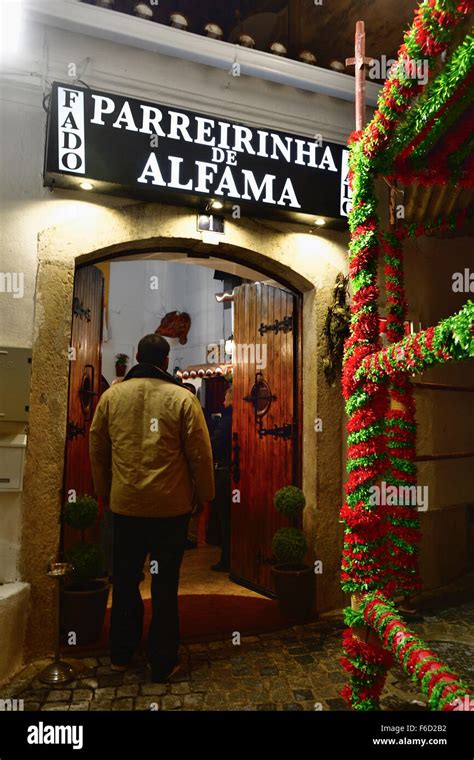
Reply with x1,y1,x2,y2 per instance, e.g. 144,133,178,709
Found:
340,627,393,711
361,593,473,710
382,231,421,595
339,0,473,711
355,301,474,385
380,33,474,185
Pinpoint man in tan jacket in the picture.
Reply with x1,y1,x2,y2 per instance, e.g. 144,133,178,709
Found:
90,334,214,681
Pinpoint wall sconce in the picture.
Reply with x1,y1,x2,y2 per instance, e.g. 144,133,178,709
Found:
169,12,189,30
133,3,153,20
329,59,345,72
238,34,255,48
298,50,317,66
204,23,224,40
270,42,287,57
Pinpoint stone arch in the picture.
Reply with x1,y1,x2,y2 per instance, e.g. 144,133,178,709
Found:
20,200,345,659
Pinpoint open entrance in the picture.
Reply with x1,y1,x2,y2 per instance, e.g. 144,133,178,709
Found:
63,249,302,643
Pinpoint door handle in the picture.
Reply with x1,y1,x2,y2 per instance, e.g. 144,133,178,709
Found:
232,431,240,484
80,364,97,420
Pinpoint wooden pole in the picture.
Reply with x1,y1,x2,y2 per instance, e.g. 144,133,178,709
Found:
345,21,374,132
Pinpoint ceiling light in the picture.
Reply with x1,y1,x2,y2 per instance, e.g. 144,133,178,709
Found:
80,182,94,191
270,42,287,57
134,2,153,19
238,34,255,48
314,218,326,226
299,50,317,66
169,12,189,30
204,23,223,40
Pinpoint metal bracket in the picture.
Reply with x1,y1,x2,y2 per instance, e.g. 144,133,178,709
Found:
73,297,91,321
258,315,293,336
67,421,85,439
258,423,293,440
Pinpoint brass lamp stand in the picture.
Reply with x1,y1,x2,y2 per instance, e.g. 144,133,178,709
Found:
39,561,77,685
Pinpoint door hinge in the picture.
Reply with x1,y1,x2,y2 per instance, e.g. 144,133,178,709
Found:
73,297,91,321
67,420,85,439
258,315,293,336
258,423,293,440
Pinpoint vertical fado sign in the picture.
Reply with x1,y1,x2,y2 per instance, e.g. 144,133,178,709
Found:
45,82,352,221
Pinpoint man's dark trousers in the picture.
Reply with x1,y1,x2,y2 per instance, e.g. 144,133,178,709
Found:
110,511,191,677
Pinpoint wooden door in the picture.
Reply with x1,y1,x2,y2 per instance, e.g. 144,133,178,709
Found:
63,265,104,550
231,283,299,596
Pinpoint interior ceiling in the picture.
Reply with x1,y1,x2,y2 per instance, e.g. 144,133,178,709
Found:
108,251,281,285
96,0,419,75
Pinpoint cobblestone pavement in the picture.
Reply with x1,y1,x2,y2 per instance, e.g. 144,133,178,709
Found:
3,601,473,712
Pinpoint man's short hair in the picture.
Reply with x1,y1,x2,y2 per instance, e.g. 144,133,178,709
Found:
137,334,170,368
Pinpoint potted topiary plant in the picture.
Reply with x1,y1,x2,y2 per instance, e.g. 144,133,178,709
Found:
270,486,315,623
115,353,129,377
61,495,109,646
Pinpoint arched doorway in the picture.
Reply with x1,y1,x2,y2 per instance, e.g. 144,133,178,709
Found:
65,249,303,647
20,200,341,661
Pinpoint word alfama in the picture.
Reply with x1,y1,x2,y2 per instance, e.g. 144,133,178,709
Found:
137,154,306,208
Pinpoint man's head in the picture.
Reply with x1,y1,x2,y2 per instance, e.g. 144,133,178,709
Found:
136,334,170,370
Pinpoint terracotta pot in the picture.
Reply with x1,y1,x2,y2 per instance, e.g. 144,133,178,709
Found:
61,579,109,645
271,564,315,624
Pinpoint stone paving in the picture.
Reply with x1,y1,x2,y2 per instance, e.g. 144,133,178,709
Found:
3,601,473,712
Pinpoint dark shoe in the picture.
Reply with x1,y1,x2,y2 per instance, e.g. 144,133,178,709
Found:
185,539,197,550
211,562,230,572
150,659,179,683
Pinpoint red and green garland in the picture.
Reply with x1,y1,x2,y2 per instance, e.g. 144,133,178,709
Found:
393,204,474,240
382,231,421,595
380,33,474,186
361,593,473,710
340,627,393,711
340,0,474,711
356,300,474,385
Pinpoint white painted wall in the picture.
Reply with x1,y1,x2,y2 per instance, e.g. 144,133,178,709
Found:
0,11,354,582
102,260,230,383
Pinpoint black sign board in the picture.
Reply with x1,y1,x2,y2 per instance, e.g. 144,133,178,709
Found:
44,82,351,223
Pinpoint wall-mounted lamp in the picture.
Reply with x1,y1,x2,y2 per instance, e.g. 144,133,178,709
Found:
313,218,326,226
80,182,94,191
329,60,345,72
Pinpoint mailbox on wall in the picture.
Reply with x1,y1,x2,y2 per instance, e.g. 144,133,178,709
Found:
0,433,27,492
0,347,32,422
